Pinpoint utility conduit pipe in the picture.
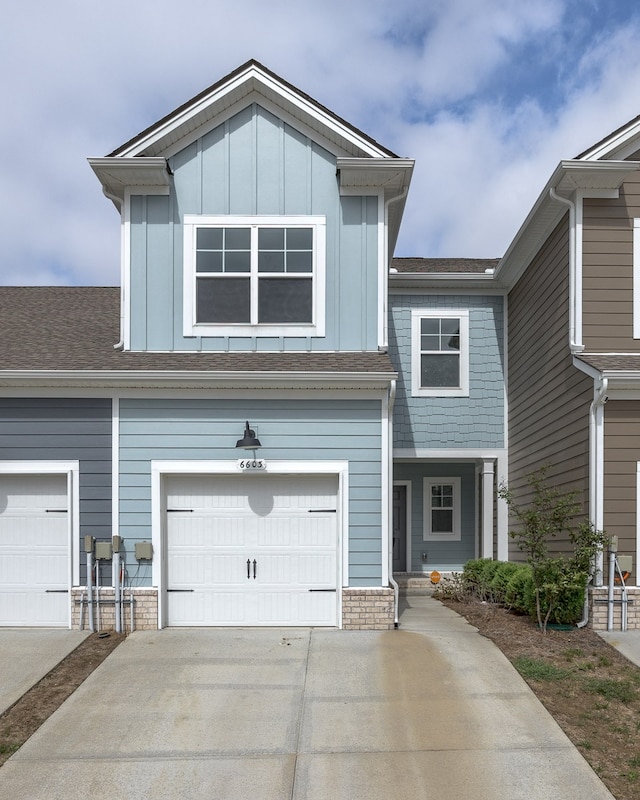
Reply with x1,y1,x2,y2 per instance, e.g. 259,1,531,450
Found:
608,536,617,632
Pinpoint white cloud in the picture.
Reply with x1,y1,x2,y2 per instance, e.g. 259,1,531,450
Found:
1,0,640,282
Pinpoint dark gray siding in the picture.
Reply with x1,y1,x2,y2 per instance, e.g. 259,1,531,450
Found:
507,218,592,557
0,398,112,555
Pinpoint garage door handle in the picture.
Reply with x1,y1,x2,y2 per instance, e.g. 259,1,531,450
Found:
309,589,336,592
167,589,194,592
46,509,67,513
253,559,257,579
45,589,69,593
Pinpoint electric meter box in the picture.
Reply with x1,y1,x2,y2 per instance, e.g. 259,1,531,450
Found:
618,555,633,574
135,541,153,561
94,541,113,560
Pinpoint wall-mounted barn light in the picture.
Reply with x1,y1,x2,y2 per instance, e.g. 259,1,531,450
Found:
235,421,262,451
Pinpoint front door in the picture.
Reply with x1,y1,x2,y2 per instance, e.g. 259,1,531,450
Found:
392,484,407,572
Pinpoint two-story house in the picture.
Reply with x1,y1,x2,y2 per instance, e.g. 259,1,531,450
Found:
0,60,415,630
4,59,639,632
492,116,640,626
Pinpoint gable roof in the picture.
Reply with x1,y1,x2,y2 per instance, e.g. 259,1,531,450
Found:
0,287,395,388
576,112,640,161
109,59,398,161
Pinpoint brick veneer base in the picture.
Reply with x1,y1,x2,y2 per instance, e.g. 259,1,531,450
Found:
71,588,158,631
71,587,395,631
589,587,640,631
341,588,395,630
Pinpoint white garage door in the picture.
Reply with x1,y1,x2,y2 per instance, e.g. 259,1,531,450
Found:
0,475,69,626
165,474,338,626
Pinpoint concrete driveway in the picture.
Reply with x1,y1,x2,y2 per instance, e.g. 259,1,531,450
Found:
0,629,88,714
0,598,613,799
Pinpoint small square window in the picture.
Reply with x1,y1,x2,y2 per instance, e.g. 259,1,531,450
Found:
411,310,469,397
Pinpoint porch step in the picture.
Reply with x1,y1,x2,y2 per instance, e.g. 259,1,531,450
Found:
394,572,453,596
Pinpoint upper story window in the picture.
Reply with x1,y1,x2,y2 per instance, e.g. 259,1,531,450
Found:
411,309,469,397
183,215,326,337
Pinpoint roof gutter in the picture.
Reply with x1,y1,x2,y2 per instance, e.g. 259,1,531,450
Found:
0,369,398,391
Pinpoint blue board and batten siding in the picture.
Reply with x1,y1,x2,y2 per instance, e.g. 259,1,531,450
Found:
0,398,112,579
118,398,384,586
129,103,380,353
389,294,505,449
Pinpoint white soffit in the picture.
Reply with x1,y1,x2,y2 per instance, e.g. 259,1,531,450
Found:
88,157,170,204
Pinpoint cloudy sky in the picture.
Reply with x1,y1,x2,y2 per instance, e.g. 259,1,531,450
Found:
2,0,640,285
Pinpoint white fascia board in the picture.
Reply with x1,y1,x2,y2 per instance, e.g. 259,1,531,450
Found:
117,65,391,160
496,160,638,287
579,117,640,161
0,370,397,391
88,157,170,204
394,448,507,461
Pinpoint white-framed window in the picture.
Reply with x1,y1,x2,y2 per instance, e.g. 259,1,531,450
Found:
411,309,469,397
423,477,461,541
183,215,326,337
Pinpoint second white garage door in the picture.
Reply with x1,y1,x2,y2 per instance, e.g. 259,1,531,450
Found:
165,474,339,626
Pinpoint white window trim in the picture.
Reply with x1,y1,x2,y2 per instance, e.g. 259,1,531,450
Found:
183,214,326,338
411,309,469,397
423,477,461,541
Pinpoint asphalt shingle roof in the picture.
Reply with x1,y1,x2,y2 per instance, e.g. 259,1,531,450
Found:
0,287,395,374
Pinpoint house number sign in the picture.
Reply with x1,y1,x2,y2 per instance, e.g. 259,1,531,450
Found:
237,458,267,471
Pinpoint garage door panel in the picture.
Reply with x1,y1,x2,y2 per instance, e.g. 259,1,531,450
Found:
165,474,338,626
0,475,69,626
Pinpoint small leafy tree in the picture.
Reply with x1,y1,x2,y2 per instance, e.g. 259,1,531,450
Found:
498,467,607,631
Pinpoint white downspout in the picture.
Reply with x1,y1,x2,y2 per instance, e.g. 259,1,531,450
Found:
549,187,583,352
577,376,608,628
101,187,126,351
387,379,399,627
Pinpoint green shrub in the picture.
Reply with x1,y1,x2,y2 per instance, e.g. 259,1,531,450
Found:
461,558,493,598
490,562,521,605
504,564,533,615
528,559,587,625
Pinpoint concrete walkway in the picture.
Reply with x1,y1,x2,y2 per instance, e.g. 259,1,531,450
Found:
0,597,613,799
598,629,640,669
0,629,88,714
